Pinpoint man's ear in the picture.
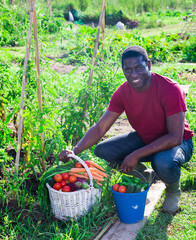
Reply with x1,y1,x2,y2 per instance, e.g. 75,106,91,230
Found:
147,60,151,70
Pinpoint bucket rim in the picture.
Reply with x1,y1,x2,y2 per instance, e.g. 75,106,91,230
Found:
110,185,149,196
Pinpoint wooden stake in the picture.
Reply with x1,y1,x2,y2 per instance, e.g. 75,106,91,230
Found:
15,0,35,177
94,214,117,240
88,0,106,86
33,5,45,172
82,0,106,118
101,2,106,61
48,0,52,17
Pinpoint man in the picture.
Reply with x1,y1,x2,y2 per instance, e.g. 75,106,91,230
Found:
59,45,194,212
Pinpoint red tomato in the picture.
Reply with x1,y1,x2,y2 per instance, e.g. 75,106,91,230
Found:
69,175,77,183
53,182,62,190
84,161,91,168
62,172,69,180
118,185,127,193
62,185,71,192
112,184,119,192
75,162,83,168
60,180,67,187
54,174,63,183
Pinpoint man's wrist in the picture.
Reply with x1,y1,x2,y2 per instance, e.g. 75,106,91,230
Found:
73,146,79,155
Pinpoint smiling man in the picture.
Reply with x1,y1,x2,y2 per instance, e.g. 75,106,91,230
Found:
59,45,194,213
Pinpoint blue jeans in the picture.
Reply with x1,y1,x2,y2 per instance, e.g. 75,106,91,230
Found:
94,132,194,184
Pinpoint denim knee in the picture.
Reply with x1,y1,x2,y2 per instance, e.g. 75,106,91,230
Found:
94,143,104,159
94,141,122,166
94,142,113,161
151,157,181,184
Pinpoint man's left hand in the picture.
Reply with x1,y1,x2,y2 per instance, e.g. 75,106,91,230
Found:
120,153,139,173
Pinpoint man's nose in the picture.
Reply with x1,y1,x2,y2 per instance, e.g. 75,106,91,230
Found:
130,68,138,77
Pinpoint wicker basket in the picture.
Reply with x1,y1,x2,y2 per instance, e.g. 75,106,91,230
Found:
46,154,102,220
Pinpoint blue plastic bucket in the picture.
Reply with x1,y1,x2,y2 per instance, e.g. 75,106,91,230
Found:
111,186,149,224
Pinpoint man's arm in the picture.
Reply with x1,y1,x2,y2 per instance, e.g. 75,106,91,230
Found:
121,111,185,172
73,110,121,155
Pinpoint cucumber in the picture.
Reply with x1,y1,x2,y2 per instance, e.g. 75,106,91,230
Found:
126,183,135,193
134,184,142,193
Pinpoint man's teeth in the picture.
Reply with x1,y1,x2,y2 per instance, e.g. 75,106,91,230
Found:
133,79,140,83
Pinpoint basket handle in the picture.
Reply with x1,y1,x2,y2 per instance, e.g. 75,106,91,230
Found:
67,153,94,188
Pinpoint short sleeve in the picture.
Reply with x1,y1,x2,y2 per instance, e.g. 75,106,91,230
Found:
161,83,187,117
108,87,124,114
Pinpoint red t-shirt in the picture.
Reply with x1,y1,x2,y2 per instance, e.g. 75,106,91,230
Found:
108,72,194,144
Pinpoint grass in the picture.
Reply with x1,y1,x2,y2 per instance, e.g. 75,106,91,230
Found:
137,191,196,239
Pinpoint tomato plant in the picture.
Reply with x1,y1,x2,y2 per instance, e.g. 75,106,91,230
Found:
62,172,69,180
53,182,62,190
112,184,119,192
118,185,127,193
69,175,77,183
62,186,71,192
75,162,83,168
54,174,63,182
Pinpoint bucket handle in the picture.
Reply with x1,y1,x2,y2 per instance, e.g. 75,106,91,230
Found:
119,169,147,183
132,169,147,183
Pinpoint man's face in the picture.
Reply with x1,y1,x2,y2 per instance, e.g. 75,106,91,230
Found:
122,56,151,92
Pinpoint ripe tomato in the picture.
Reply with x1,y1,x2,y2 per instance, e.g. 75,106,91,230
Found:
75,162,83,168
62,172,69,180
54,174,63,183
84,161,90,168
53,182,62,191
60,180,67,187
118,185,127,193
112,184,119,192
62,185,71,192
69,175,77,183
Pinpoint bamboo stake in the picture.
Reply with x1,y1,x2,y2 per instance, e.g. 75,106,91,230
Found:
82,0,106,118
101,2,106,61
15,0,36,177
33,5,45,171
94,214,117,240
88,0,106,86
48,0,52,17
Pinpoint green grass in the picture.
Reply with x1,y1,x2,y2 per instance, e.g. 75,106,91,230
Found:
137,191,196,240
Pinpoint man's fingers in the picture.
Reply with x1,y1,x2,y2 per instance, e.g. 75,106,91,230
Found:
59,149,74,162
120,164,127,173
59,150,68,161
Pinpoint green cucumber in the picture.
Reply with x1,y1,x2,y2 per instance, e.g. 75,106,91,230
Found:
126,183,135,193
133,184,142,193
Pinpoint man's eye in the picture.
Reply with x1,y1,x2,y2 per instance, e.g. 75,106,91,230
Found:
137,66,144,71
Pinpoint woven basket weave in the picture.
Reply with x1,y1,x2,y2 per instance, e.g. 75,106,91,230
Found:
46,154,102,220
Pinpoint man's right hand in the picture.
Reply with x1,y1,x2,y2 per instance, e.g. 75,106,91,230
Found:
59,149,73,162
